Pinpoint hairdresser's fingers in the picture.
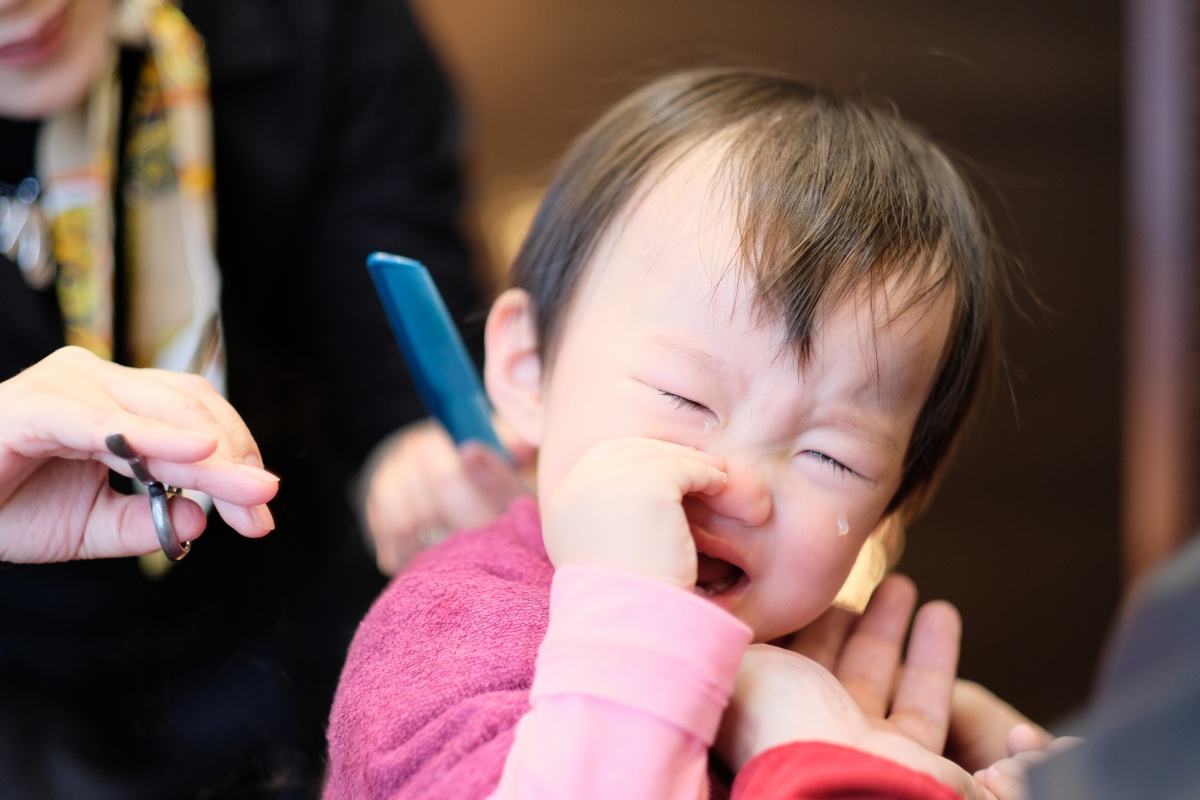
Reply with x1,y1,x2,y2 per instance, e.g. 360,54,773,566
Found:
0,400,219,500
79,491,210,560
362,421,526,576
0,395,275,513
22,348,269,484
366,436,445,575
784,604,859,671
209,496,275,539
836,574,918,718
31,347,255,464
1006,724,1055,756
373,519,426,578
0,357,277,534
0,457,212,563
0,398,219,467
422,440,531,534
16,349,270,496
459,441,532,511
947,680,1048,773
889,600,961,753
101,370,277,538
366,463,421,576
390,445,450,564
493,415,538,470
0,351,221,468
98,417,277,538
117,367,264,470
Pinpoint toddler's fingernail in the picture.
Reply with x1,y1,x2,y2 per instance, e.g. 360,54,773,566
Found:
251,504,276,531
236,462,281,483
989,760,1026,781
242,453,265,468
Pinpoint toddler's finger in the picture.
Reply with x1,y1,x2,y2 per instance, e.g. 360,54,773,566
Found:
672,458,728,496
976,756,1033,800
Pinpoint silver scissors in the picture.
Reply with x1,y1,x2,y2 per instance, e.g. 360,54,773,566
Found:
105,432,190,561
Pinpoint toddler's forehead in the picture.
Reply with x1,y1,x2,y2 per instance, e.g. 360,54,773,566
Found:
559,138,955,380
563,148,740,298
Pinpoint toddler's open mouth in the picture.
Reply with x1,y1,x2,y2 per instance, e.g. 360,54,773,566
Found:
694,552,744,598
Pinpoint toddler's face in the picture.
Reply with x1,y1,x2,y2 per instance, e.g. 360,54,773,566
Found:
534,147,953,643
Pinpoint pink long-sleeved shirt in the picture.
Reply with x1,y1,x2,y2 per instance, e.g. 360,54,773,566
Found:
325,496,748,799
324,496,962,800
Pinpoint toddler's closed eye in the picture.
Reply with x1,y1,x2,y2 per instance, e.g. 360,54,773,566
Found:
805,451,855,477
658,390,710,414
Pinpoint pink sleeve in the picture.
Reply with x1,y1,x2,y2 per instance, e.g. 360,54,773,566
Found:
732,742,966,800
490,565,752,800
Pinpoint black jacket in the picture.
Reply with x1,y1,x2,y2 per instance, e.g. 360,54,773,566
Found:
0,2,483,797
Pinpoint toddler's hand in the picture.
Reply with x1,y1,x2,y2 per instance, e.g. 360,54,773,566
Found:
947,680,1052,773
540,436,726,590
974,733,1081,800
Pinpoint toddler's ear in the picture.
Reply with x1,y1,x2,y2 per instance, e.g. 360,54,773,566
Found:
484,289,544,447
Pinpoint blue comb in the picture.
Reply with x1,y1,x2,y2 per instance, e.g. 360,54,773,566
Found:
367,252,509,460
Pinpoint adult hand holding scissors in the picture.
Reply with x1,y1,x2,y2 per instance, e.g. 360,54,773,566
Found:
0,347,278,563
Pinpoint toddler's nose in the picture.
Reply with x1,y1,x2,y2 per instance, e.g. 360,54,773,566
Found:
697,454,771,527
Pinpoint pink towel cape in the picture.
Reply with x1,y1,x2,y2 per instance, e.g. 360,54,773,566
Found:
324,497,738,799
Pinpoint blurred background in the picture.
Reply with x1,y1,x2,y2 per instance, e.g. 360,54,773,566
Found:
408,0,1193,729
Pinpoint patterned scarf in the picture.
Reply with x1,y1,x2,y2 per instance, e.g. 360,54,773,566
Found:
38,0,224,391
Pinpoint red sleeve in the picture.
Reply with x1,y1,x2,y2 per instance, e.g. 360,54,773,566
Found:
732,742,965,800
